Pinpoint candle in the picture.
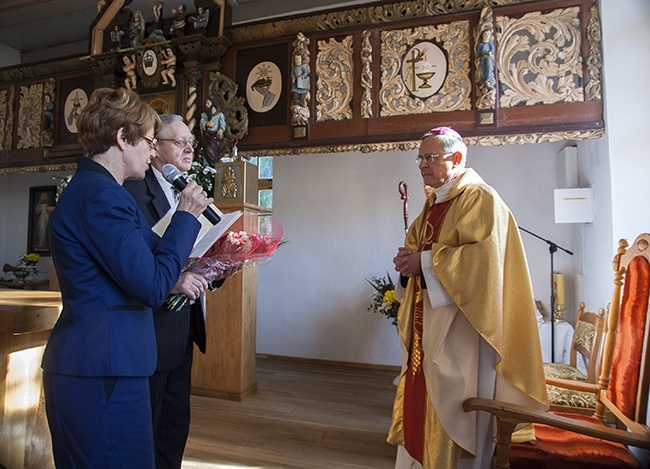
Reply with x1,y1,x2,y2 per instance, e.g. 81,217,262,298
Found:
553,272,565,308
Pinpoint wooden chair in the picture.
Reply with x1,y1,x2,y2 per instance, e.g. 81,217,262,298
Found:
544,302,606,413
464,233,650,468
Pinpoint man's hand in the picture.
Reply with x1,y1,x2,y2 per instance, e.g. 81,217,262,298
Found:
215,262,245,281
170,271,208,302
393,247,421,277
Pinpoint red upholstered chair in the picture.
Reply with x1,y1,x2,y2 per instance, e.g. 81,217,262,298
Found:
464,233,650,468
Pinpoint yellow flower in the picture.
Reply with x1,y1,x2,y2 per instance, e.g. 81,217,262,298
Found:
18,252,41,267
383,289,396,307
25,253,41,264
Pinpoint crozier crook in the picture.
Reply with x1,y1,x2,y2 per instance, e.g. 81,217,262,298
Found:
398,181,409,233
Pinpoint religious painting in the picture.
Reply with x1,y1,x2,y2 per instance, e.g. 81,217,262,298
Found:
142,90,176,115
55,73,96,147
27,186,57,256
235,45,288,127
246,61,282,113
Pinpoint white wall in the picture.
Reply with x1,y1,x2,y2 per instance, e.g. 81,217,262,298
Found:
0,142,573,366
0,169,74,279
258,141,572,366
575,0,650,312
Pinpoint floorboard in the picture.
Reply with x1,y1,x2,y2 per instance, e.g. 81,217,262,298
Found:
183,357,399,468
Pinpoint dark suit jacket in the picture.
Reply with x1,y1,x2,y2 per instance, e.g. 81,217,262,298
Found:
42,157,200,377
123,168,207,372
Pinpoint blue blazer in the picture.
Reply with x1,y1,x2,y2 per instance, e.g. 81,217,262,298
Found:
42,157,200,377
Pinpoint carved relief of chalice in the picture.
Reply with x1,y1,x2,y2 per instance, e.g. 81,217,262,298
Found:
416,61,435,89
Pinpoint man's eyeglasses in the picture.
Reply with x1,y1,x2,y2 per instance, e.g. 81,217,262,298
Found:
415,152,452,164
157,137,199,149
142,135,157,149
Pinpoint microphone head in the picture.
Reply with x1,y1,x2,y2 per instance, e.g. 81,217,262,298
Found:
162,164,182,184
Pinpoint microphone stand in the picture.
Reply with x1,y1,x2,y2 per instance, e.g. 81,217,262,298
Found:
519,226,573,362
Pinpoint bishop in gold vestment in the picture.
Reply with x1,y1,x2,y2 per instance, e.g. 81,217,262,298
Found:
389,127,548,469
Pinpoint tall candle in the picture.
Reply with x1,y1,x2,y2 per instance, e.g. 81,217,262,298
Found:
553,272,565,308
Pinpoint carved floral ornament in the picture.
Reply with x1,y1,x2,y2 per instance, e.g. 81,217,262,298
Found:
231,0,542,43
316,35,354,122
380,21,472,116
234,129,604,159
497,7,584,107
0,127,604,175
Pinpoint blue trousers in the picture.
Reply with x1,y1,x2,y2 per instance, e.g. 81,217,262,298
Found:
43,372,155,469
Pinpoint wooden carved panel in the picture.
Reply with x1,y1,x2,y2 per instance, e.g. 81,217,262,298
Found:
496,7,584,107
585,5,602,102
17,83,44,149
0,86,14,151
360,30,373,119
315,35,354,122
379,21,472,116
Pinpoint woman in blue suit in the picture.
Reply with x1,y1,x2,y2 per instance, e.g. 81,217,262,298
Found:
41,87,212,468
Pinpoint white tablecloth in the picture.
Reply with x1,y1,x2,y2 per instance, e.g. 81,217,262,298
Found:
538,320,587,374
539,320,573,364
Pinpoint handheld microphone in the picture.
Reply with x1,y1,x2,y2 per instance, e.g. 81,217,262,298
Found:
162,163,221,225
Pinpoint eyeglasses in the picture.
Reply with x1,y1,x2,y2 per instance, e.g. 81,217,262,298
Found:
142,135,157,148
415,152,452,164
157,137,199,149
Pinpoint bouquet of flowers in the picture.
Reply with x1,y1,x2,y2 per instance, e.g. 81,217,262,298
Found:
366,272,399,326
186,156,216,192
166,219,285,311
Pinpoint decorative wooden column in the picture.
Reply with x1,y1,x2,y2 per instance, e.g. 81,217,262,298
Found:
191,160,262,401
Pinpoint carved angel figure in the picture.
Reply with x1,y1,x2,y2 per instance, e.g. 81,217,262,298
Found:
123,55,137,90
160,47,177,87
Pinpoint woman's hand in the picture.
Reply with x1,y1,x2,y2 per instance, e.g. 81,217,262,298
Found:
176,180,213,220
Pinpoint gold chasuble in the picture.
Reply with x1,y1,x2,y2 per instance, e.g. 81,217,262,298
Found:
388,168,548,468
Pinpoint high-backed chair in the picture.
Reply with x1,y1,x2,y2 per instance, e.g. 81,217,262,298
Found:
544,302,606,412
463,233,650,468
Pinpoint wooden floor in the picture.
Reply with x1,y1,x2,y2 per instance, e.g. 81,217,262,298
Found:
183,356,399,469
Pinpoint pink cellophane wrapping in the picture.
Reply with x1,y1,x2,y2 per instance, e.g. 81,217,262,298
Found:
186,218,284,279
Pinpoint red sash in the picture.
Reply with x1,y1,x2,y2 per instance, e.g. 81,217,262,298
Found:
403,200,452,463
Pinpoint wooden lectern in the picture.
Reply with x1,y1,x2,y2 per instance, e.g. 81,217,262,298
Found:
191,160,264,401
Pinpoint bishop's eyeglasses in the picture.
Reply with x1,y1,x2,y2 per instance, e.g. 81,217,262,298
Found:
415,152,452,164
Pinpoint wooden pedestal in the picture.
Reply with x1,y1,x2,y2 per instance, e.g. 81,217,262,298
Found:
0,290,61,469
191,161,265,401
191,258,258,401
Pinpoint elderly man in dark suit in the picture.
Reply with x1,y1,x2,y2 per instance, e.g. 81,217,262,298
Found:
124,114,217,469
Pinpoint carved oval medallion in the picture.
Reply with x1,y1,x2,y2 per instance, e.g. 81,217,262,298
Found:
63,88,89,134
401,41,448,98
246,61,282,113
142,49,158,77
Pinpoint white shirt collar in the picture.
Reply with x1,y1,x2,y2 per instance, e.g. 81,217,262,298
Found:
433,177,455,204
151,165,178,209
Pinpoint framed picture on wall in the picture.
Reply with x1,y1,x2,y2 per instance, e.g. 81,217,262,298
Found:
142,90,177,115
54,73,96,149
235,45,289,127
27,186,57,256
